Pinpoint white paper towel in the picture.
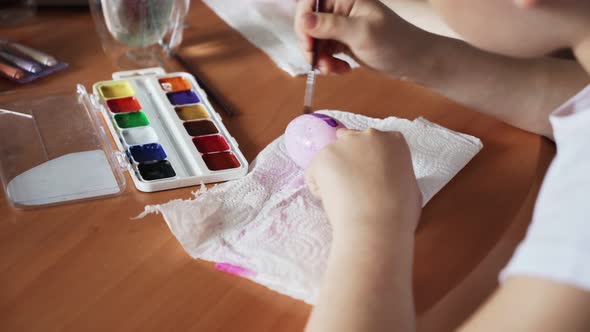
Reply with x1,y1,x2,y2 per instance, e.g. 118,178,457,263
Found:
138,110,482,304
203,0,358,76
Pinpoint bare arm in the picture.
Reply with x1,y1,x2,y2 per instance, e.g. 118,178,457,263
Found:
460,277,590,332
305,224,416,332
414,33,589,140
303,130,421,332
380,0,461,39
380,0,588,139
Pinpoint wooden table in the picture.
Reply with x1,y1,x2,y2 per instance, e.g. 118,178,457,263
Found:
0,3,555,331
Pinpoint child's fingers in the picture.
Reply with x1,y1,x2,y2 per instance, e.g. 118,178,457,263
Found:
513,0,537,8
302,12,359,46
304,49,313,64
294,0,317,51
304,164,321,198
318,41,352,73
336,128,359,139
304,42,353,73
321,41,347,58
317,56,351,74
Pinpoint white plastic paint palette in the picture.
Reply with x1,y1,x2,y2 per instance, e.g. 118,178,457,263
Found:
93,68,248,192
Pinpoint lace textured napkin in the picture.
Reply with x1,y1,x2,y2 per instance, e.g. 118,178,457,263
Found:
203,0,358,76
138,111,482,304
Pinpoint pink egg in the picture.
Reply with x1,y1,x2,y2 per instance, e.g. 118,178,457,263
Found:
284,113,346,169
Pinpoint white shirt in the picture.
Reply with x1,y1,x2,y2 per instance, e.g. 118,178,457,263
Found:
501,85,590,291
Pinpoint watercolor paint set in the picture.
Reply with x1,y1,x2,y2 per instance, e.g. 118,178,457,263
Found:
0,68,247,208
93,67,248,192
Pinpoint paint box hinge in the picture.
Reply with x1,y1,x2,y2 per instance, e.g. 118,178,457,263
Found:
113,150,131,171
89,94,102,113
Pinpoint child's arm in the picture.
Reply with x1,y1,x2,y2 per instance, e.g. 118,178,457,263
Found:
419,35,587,140
295,0,589,139
304,129,590,332
304,129,421,332
460,277,590,331
305,219,416,332
381,0,461,39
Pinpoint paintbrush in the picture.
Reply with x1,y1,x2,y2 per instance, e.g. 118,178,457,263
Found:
303,0,322,114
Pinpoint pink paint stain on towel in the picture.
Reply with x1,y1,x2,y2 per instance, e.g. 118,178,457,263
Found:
215,263,256,277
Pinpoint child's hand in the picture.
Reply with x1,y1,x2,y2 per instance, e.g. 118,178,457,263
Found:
294,0,432,77
305,128,422,239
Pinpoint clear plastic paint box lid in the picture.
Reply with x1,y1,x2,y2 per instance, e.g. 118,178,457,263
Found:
0,85,127,209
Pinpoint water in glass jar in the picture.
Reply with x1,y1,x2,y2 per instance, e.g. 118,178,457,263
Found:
102,0,175,48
